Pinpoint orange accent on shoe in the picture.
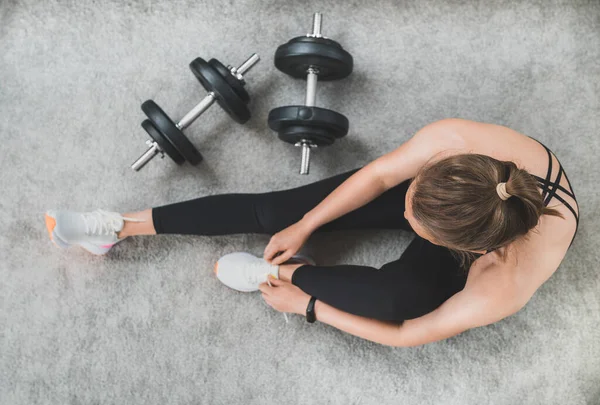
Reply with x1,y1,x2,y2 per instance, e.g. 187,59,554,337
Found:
45,214,56,240
213,262,218,275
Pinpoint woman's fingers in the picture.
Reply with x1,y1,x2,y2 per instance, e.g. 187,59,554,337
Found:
263,242,279,262
267,277,284,286
272,250,293,266
258,283,271,295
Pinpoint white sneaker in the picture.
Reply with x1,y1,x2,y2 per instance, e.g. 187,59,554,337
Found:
214,252,316,292
214,252,315,324
44,209,142,255
214,252,279,292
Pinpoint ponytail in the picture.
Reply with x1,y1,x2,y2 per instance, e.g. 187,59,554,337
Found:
411,154,564,270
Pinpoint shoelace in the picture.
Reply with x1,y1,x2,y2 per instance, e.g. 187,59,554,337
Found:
249,266,290,324
82,209,144,236
259,257,314,324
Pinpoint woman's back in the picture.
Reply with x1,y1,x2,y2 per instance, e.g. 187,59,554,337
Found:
428,118,579,289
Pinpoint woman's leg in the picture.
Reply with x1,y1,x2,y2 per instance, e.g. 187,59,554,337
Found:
118,209,154,238
127,168,413,237
289,237,468,321
119,168,464,322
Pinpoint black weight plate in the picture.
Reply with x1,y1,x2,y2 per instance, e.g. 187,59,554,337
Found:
141,100,203,165
274,36,353,80
268,106,349,146
141,119,185,164
208,58,250,104
277,125,337,146
189,57,250,124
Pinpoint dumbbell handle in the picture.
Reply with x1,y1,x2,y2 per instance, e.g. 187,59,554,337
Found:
297,72,318,174
131,54,260,171
309,12,322,38
294,13,323,174
305,13,322,105
300,142,311,174
305,67,318,106
237,53,260,76
177,93,216,130
295,140,317,175
131,140,161,171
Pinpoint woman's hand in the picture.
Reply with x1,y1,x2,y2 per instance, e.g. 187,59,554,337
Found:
259,277,311,315
263,220,314,265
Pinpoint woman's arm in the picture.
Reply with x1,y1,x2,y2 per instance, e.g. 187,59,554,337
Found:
313,277,523,347
262,263,528,347
300,121,463,231
320,291,512,347
305,228,571,346
312,300,408,346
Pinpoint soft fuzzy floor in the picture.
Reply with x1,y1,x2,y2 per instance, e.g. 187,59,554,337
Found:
1,1,599,404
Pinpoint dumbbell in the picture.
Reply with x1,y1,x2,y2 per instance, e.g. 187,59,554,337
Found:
268,12,353,175
131,53,260,171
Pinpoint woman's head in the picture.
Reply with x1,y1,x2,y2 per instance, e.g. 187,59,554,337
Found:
404,153,563,268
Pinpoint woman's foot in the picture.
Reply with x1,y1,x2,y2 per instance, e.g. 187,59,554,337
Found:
214,252,315,292
44,209,142,255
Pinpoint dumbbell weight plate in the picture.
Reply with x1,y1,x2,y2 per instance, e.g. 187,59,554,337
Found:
274,36,353,80
278,125,338,146
268,106,349,146
208,58,250,104
189,57,250,124
141,119,185,165
141,100,203,165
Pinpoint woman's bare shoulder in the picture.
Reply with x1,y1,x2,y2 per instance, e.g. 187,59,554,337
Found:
420,118,495,131
423,119,556,177
417,119,518,159
422,118,523,144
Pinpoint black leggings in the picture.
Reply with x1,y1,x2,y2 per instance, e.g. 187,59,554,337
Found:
152,169,468,322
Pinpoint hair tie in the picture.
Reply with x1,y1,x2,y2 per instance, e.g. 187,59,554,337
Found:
496,182,512,201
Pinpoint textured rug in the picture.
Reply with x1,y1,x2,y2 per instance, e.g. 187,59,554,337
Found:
1,1,599,404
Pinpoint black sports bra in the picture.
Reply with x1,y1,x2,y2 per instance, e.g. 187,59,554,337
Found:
529,136,579,249
486,137,579,254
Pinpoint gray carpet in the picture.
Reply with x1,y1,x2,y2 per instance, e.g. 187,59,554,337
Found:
1,0,599,404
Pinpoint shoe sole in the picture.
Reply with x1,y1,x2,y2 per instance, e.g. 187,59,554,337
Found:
45,212,113,255
45,214,60,247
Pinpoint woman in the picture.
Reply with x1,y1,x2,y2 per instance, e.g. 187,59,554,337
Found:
44,118,579,347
